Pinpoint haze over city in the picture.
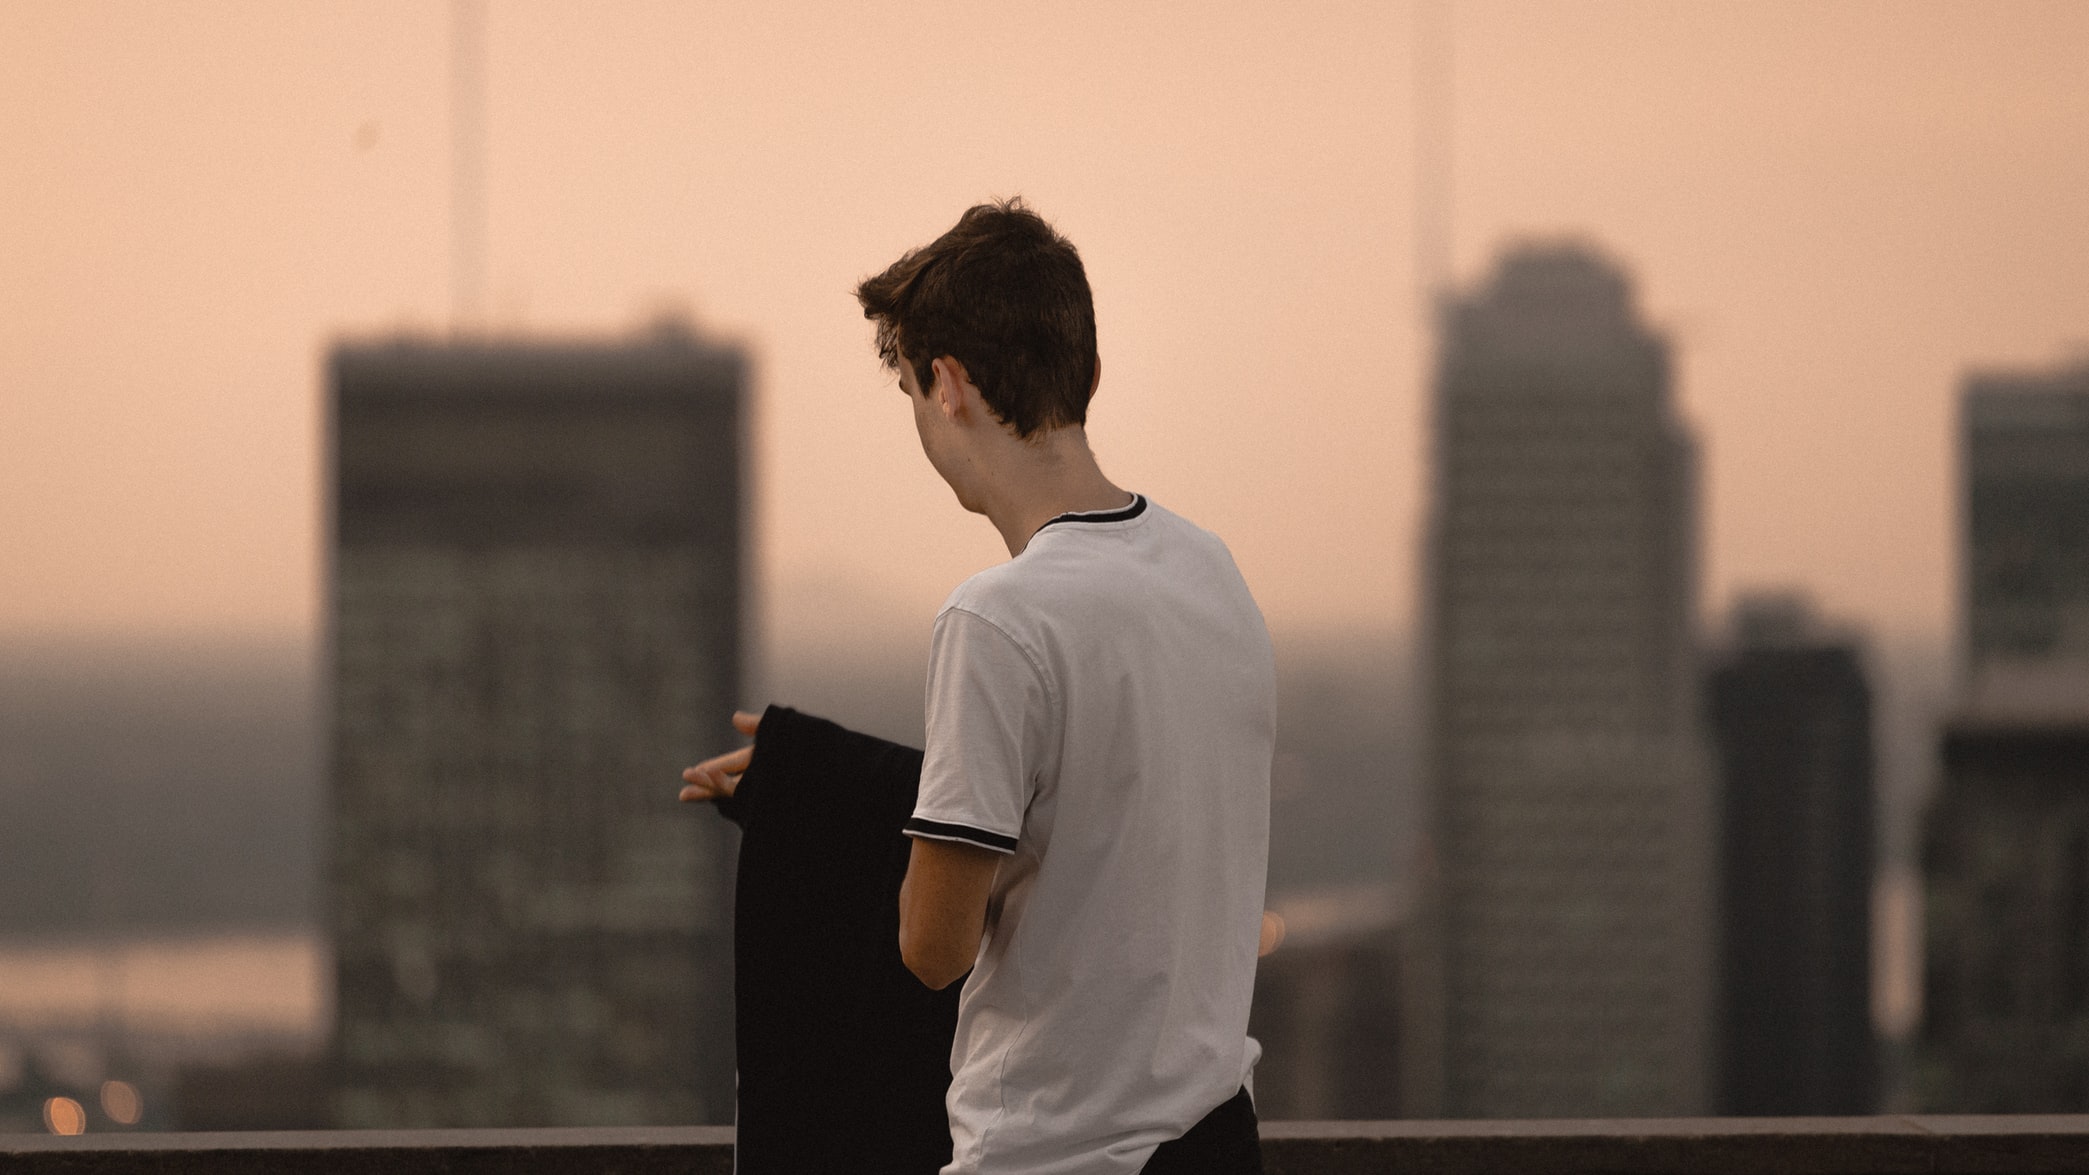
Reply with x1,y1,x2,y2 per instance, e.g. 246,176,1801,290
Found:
4,0,2088,1140
6,1,2087,652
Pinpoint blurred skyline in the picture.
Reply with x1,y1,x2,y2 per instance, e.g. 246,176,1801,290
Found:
6,1,2089,652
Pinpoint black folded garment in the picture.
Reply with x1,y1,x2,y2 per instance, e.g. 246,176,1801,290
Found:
713,704,960,1175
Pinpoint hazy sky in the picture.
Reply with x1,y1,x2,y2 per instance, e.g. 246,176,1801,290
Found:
5,1,2086,652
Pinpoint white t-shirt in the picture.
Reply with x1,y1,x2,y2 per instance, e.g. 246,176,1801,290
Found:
903,494,1274,1175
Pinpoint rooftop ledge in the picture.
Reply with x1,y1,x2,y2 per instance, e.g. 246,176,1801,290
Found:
8,1117,2089,1174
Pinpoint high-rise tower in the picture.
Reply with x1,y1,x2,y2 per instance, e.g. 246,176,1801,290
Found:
327,325,743,1127
1707,595,1876,1115
1919,361,2089,1111
1418,244,1713,1116
1962,364,2089,678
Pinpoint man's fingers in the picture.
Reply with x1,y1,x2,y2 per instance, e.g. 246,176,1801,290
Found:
678,743,752,801
677,712,761,803
682,744,752,779
678,765,738,792
677,767,735,802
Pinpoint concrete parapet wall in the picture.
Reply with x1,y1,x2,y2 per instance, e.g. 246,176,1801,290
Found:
2,1127,737,1175
9,1117,2089,1173
1261,1117,2089,1173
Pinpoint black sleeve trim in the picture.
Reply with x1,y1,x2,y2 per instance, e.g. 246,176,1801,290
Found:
903,817,1019,854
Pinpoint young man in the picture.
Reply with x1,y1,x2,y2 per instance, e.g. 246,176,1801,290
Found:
687,200,1273,1174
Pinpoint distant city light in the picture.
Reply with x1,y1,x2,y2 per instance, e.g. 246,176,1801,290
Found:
44,1096,87,1135
101,1079,144,1125
1259,911,1286,958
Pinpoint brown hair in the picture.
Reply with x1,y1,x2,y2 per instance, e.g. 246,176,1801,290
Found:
856,198,1098,439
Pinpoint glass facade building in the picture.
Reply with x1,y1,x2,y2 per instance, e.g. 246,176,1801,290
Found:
327,327,743,1127
1417,244,1714,1117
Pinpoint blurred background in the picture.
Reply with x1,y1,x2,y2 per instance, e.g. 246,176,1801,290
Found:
3,0,2086,1134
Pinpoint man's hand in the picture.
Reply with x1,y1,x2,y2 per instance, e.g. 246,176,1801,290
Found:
679,710,762,802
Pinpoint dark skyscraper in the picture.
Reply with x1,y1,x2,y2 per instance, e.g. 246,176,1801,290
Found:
1919,359,2089,1112
327,325,743,1127
1707,595,1876,1116
1415,243,1714,1117
1962,364,2089,675
1920,690,2089,1112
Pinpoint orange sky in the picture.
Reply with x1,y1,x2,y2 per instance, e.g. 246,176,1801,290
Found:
4,1,2086,651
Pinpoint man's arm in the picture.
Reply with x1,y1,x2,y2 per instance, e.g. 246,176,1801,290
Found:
898,837,1001,990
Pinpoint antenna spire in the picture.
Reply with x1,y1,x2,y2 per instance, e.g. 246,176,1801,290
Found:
450,0,488,333
1413,0,1454,319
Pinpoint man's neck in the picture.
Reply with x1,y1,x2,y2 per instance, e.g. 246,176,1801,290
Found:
972,427,1130,557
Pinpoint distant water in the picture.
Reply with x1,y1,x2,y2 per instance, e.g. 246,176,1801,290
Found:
0,637,322,939
0,930,324,1040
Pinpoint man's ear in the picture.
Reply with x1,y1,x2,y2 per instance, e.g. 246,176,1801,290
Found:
930,356,974,420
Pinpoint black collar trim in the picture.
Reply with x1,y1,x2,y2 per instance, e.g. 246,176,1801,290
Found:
1035,493,1147,535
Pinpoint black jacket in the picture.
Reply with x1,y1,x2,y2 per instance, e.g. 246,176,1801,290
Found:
714,704,958,1174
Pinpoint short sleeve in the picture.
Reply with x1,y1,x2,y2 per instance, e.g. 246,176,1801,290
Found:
906,606,1049,855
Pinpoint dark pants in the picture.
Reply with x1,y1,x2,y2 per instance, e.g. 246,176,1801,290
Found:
1143,1086,1263,1174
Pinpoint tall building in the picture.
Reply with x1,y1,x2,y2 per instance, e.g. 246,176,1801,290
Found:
1962,364,2089,676
1919,361,2089,1111
1415,243,1714,1117
1919,678,2089,1111
1248,881,1407,1120
1706,595,1876,1115
327,325,744,1127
